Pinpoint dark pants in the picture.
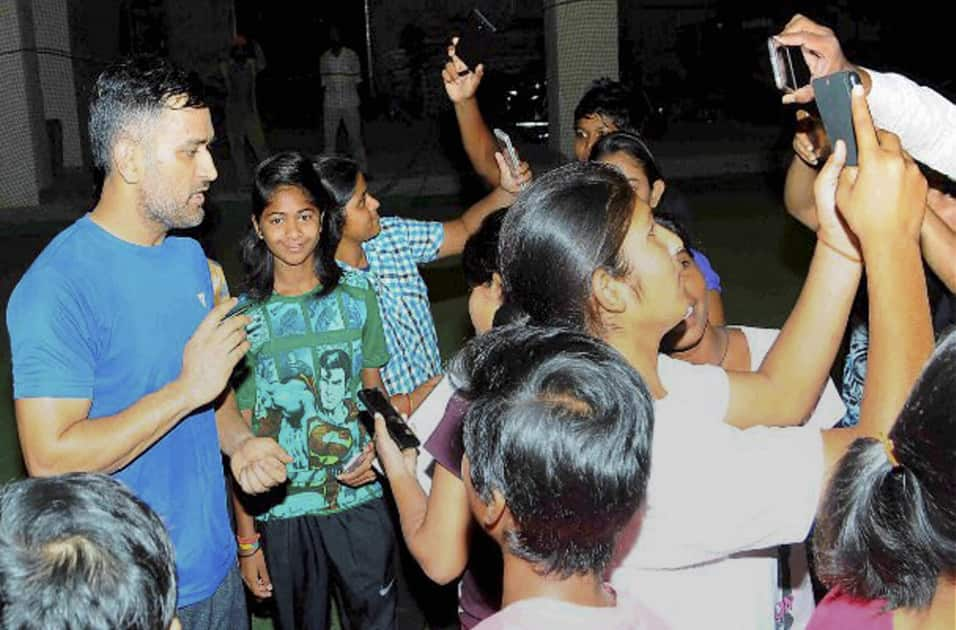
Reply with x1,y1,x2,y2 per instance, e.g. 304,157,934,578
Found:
260,499,397,630
177,566,249,630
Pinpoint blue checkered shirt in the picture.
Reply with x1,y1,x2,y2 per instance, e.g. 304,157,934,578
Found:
341,216,444,395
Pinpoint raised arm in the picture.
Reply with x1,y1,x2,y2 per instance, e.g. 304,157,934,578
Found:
443,39,500,188
919,196,956,292
725,137,862,428
818,83,933,478
439,152,530,258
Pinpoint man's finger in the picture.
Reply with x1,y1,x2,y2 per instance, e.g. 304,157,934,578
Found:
849,81,877,158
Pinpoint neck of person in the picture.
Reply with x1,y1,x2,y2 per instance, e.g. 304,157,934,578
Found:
604,326,666,399
335,238,368,269
272,259,320,296
500,554,614,611
893,575,956,630
89,180,169,247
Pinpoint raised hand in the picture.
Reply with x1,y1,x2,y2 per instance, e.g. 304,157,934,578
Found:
178,298,251,410
495,152,532,194
775,14,855,105
231,436,292,494
793,109,829,167
835,83,928,250
442,37,484,103
813,139,860,261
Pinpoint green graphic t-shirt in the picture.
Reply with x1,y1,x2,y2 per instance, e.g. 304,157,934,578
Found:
236,270,389,519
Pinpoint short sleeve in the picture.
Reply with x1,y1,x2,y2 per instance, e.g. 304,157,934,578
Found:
7,270,97,400
422,395,468,478
691,249,721,293
379,217,444,264
361,284,390,369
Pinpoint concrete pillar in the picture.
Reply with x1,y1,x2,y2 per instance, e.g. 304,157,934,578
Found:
0,0,51,208
32,0,82,168
543,0,618,160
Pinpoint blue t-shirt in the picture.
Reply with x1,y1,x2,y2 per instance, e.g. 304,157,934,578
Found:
6,215,233,607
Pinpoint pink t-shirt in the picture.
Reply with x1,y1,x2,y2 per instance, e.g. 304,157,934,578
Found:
473,590,668,630
807,588,893,629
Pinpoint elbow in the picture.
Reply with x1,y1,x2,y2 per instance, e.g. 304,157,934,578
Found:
417,557,464,585
22,449,111,477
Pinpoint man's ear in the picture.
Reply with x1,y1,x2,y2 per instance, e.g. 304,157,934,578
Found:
649,179,667,209
112,134,144,185
479,489,509,532
591,268,628,315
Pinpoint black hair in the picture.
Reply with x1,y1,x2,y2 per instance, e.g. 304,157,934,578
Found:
0,473,176,630
240,151,343,302
573,78,646,134
589,130,664,186
313,155,363,246
88,54,207,172
814,329,956,609
318,348,351,375
499,161,635,332
453,325,654,578
462,208,508,289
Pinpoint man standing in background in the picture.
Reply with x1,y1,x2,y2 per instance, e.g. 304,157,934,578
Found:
320,26,368,171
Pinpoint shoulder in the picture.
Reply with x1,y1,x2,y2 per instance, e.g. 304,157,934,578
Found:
338,268,373,292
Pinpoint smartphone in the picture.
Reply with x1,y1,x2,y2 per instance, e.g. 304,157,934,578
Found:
223,297,255,320
453,8,497,74
340,449,366,475
493,128,521,179
812,71,861,166
357,388,421,450
767,37,811,93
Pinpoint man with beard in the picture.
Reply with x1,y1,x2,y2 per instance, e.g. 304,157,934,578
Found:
6,55,291,629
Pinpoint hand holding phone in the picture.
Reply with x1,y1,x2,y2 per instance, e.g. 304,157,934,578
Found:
768,37,811,94
493,128,521,176
357,388,421,450
812,71,861,166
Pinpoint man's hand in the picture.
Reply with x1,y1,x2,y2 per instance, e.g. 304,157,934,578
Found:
336,442,378,487
835,83,928,248
178,298,251,410
496,152,532,194
442,37,484,103
231,436,292,494
239,549,273,599
793,109,830,167
775,14,855,105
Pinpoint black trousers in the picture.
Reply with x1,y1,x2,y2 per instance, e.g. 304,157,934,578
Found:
260,499,397,630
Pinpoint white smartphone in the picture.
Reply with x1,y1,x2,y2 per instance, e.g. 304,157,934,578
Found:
493,127,521,179
767,37,810,93
341,450,366,475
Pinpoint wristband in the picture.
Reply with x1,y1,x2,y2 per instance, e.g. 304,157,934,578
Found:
238,543,261,558
237,532,260,546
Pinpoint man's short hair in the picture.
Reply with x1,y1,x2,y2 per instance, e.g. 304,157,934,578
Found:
0,473,177,629
88,54,207,172
573,78,645,133
454,325,654,577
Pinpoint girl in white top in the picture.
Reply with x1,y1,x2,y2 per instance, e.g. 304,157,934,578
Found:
496,88,933,629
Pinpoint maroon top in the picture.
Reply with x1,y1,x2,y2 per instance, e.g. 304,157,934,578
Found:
424,394,502,629
807,588,893,630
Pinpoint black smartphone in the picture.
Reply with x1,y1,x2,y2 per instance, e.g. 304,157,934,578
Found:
453,8,497,74
223,297,254,320
357,388,421,450
767,38,811,93
812,71,861,167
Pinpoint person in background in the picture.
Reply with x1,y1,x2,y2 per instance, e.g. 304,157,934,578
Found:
320,26,368,171
0,473,180,630
220,34,269,189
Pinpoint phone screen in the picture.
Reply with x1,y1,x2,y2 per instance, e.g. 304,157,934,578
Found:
768,38,811,93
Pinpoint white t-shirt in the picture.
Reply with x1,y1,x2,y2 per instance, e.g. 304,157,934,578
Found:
610,353,825,630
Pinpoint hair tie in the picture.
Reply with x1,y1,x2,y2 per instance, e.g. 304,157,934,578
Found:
878,433,901,469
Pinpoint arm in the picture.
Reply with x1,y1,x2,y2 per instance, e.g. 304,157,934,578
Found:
819,83,933,482
232,409,274,599
376,430,472,583
439,152,530,258
443,41,500,188
15,299,250,476
784,155,822,232
725,134,864,429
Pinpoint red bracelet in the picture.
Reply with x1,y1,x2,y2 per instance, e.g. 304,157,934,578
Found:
236,533,260,545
